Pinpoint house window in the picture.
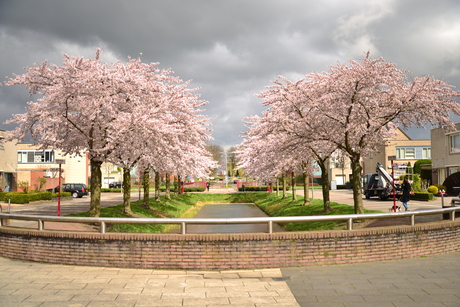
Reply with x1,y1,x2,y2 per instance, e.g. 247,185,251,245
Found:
396,147,415,159
451,134,460,153
17,150,55,163
422,148,431,159
448,167,459,176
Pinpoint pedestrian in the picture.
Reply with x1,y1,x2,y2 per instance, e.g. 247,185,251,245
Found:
400,177,411,211
206,181,210,191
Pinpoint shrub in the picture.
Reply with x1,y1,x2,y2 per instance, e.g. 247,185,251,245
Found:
101,188,122,193
413,159,431,174
411,192,434,201
34,177,47,191
17,180,30,193
27,192,51,202
185,187,205,192
0,192,5,202
4,192,30,204
51,192,71,198
238,186,268,192
435,184,447,192
3,191,70,203
427,186,438,195
411,174,421,192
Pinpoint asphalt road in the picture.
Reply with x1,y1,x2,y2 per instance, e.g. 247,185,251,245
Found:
3,191,133,216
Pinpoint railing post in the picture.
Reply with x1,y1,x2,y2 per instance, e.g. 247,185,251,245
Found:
100,221,106,234
410,214,415,226
38,220,44,230
268,221,273,234
347,218,353,230
181,222,186,235
450,211,455,221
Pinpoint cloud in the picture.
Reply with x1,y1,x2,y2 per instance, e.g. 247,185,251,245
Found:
1,0,459,146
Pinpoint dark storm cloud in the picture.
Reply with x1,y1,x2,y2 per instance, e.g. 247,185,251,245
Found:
1,0,459,146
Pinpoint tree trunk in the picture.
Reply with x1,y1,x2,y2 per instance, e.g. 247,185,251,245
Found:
165,172,171,200
142,168,150,207
155,171,160,202
291,171,297,200
303,171,310,205
122,167,133,215
319,159,331,212
276,178,279,196
282,174,287,199
350,156,364,214
89,159,102,217
178,175,183,194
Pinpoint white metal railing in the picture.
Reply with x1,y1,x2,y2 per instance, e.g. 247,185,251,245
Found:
1,206,460,234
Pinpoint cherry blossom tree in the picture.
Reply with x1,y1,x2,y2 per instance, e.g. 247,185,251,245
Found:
4,49,215,217
255,52,460,214
238,113,317,204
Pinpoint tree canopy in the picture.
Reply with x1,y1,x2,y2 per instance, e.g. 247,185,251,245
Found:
4,49,215,216
239,52,460,213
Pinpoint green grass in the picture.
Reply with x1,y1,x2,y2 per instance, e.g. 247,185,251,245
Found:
67,192,381,233
256,194,380,231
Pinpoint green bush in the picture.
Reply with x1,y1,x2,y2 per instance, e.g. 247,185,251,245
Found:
0,192,5,202
4,192,30,204
157,187,205,192
51,192,71,198
28,192,52,202
434,184,447,192
238,186,268,192
427,186,438,195
101,188,122,193
412,192,434,201
3,191,55,203
411,174,421,192
413,159,431,174
185,187,205,192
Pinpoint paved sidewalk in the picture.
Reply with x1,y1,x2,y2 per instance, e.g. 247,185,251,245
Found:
282,251,460,307
0,256,299,307
1,252,460,306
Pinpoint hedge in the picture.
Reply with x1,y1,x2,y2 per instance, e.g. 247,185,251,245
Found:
411,192,434,201
101,188,122,193
51,192,71,198
158,187,206,192
238,186,269,192
2,191,69,204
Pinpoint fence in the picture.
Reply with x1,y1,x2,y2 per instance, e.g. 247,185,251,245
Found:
1,206,460,234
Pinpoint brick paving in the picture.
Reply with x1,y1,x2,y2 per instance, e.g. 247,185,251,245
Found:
1,252,459,306
0,257,300,307
1,190,460,306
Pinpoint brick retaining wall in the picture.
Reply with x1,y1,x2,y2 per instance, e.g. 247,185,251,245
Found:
1,221,460,270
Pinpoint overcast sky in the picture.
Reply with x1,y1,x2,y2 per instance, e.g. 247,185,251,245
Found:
1,0,459,148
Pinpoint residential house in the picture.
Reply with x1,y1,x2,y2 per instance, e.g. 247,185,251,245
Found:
17,144,90,191
362,128,431,179
0,129,17,192
430,123,460,190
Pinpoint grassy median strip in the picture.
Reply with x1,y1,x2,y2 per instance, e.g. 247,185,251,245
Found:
68,192,381,232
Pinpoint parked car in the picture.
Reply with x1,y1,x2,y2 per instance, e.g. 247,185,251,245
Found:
47,183,89,198
109,182,123,189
